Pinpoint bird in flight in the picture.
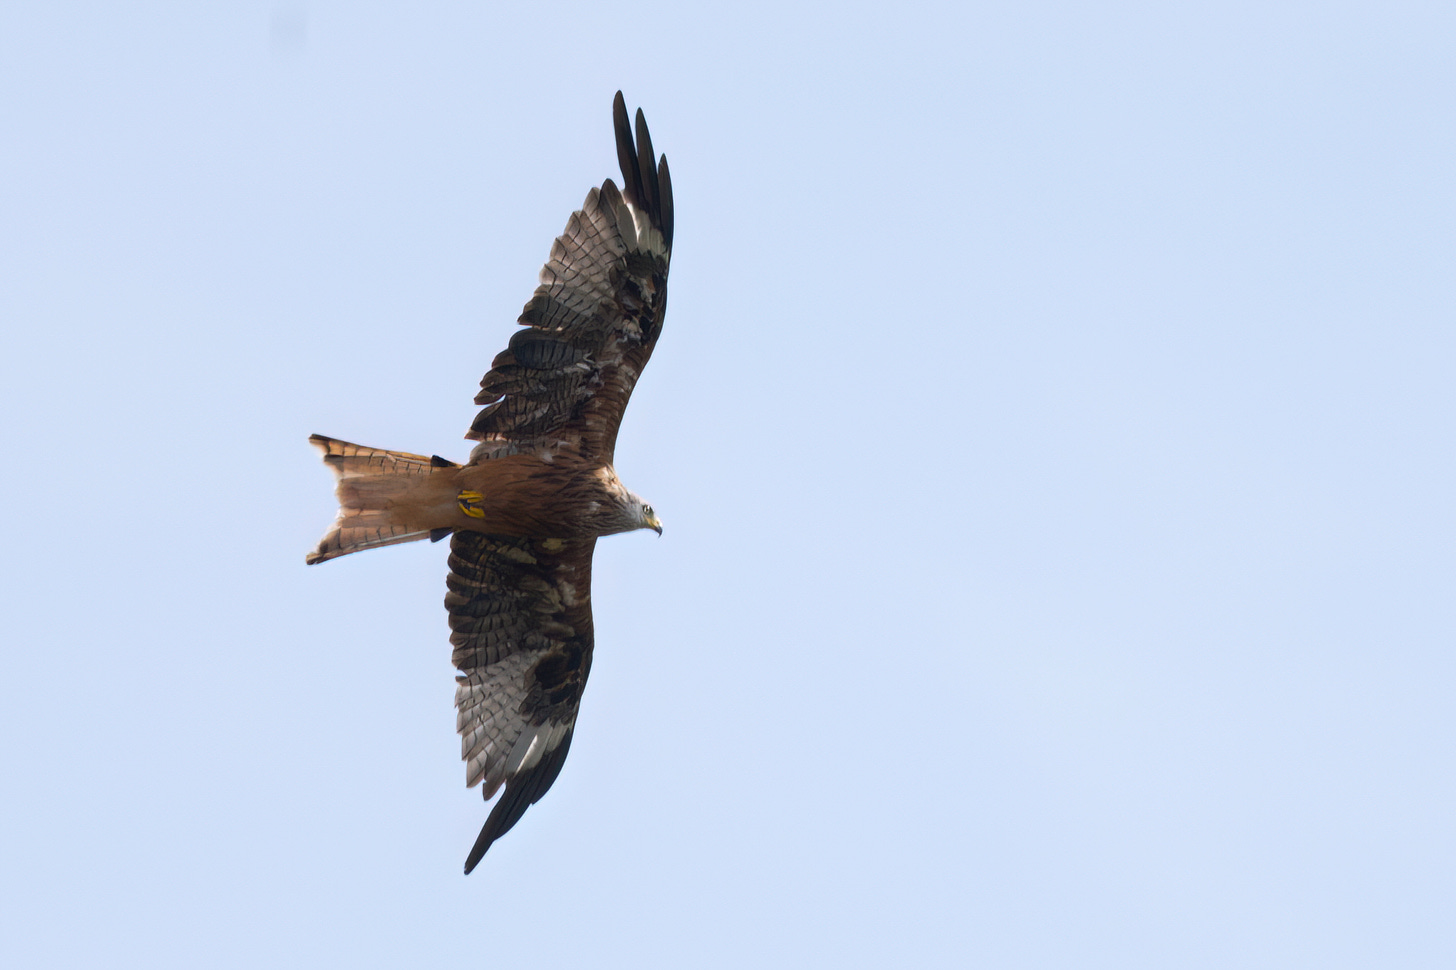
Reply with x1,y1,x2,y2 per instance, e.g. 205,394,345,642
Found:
306,92,672,874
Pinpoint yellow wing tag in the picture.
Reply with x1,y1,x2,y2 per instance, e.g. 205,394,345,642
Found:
457,490,486,519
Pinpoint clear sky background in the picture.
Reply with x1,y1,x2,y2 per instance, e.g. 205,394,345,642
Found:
2,2,1453,967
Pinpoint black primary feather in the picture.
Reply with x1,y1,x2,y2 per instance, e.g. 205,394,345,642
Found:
462,729,576,874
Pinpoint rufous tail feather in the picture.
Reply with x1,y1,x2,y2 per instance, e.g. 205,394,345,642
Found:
306,434,459,564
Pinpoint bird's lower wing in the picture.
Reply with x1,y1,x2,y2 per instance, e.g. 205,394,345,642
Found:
445,532,596,872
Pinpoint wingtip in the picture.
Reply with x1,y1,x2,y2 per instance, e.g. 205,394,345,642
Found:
658,155,673,250
613,91,644,210
610,92,673,253
463,838,488,875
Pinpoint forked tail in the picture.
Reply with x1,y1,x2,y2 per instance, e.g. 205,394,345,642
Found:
306,435,459,564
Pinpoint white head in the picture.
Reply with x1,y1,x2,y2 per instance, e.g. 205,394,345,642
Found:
626,491,663,535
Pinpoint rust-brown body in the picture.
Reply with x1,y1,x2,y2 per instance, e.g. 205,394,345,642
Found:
453,453,634,539
374,452,636,540
307,437,646,564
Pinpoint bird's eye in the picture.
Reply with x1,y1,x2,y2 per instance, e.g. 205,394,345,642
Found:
643,504,653,516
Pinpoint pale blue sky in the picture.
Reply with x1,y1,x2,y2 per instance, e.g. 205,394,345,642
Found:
2,2,1453,967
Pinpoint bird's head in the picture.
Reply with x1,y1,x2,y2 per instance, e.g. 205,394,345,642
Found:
639,502,664,536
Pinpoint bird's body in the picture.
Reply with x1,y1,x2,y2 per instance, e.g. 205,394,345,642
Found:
305,438,652,555
305,93,672,873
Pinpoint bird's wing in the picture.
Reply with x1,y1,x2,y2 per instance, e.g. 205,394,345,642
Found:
446,532,597,873
464,91,673,465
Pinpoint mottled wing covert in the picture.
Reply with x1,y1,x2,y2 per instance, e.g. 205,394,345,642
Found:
466,91,674,464
447,532,596,873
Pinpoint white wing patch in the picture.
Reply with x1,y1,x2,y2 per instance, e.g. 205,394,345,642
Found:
456,650,579,799
626,201,668,258
503,719,572,775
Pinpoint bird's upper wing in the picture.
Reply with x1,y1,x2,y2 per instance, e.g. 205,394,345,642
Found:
447,532,596,873
464,91,673,465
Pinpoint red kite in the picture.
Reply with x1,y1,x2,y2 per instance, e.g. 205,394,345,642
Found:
307,92,672,873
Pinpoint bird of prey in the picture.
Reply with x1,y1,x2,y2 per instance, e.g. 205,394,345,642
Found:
306,92,672,874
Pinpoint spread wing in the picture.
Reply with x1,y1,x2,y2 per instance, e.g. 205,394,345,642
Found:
446,93,671,872
463,90,674,465
447,533,596,873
